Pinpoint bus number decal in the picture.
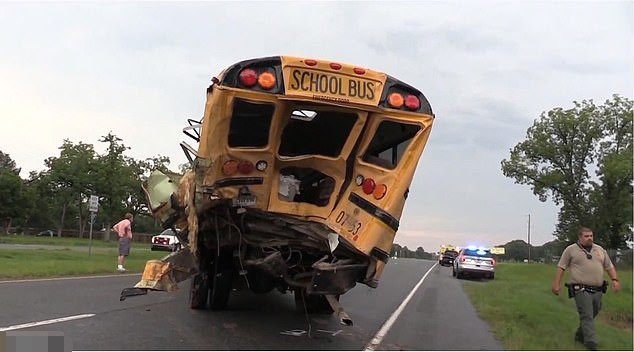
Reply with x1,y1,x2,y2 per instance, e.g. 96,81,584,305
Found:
335,210,362,236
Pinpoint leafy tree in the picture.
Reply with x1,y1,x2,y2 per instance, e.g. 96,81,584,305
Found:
0,150,20,175
0,152,32,233
502,95,633,248
94,132,135,241
45,140,97,237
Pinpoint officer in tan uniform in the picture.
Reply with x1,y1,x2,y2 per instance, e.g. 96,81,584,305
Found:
551,227,621,350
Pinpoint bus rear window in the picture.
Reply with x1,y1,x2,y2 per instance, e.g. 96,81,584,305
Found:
228,100,274,148
279,109,357,157
362,121,420,169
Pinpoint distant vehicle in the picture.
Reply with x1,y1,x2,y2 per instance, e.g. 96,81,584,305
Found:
439,249,458,266
36,229,54,237
452,246,495,279
151,229,181,252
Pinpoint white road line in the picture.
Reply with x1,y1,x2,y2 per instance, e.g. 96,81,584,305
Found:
0,314,95,332
364,263,438,351
0,273,138,284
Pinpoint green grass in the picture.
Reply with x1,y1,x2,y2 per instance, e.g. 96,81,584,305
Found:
0,248,166,278
463,263,633,350
0,234,148,249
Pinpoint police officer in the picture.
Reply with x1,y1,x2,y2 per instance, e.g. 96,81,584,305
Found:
551,227,621,350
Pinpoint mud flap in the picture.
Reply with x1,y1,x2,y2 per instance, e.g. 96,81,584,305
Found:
119,248,198,301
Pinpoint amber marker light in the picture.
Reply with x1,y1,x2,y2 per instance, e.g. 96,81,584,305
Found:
222,160,238,176
258,72,276,90
387,93,404,108
373,184,387,200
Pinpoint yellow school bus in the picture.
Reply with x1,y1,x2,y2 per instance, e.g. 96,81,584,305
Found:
122,56,434,321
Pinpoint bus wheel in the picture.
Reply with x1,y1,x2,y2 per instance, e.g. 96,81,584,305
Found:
209,249,234,311
189,273,209,309
294,289,337,314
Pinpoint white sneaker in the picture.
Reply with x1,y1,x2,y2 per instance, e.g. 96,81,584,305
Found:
117,267,126,273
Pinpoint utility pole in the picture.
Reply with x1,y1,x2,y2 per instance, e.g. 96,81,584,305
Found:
527,214,531,263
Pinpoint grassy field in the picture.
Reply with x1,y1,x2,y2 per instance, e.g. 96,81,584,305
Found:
462,263,633,351
0,234,149,249
0,247,167,278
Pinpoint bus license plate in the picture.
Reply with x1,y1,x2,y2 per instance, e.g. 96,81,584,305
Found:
232,195,256,207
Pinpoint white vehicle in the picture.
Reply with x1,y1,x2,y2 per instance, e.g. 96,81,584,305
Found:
151,229,181,252
452,246,495,279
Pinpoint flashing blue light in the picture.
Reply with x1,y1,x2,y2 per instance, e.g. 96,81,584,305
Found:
476,249,487,255
467,245,477,250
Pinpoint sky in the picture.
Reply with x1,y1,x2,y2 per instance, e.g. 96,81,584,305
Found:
1,1,632,252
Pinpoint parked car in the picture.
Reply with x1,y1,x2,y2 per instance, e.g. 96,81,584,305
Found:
439,249,458,266
452,246,495,279
36,229,54,237
151,229,181,252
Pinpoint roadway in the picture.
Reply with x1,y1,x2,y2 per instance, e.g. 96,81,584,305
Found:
0,259,503,350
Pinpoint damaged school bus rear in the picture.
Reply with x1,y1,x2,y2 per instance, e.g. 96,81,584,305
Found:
121,56,434,323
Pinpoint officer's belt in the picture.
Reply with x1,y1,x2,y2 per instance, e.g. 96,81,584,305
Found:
569,283,603,293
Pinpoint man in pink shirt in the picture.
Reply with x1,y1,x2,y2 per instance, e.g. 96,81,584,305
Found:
113,213,133,272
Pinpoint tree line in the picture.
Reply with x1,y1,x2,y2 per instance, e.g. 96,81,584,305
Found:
502,95,632,249
0,132,178,239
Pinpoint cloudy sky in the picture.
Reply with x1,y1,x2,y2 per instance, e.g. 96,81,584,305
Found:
1,1,632,252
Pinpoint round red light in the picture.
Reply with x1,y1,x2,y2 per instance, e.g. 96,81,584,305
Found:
330,63,342,70
405,95,420,110
353,67,366,75
362,178,376,194
237,161,254,174
305,59,317,66
239,69,257,87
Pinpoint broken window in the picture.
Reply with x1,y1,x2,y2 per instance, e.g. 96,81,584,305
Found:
279,109,357,157
228,99,274,148
278,167,335,207
362,121,421,169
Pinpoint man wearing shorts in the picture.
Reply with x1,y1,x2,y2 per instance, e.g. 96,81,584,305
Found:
113,213,133,272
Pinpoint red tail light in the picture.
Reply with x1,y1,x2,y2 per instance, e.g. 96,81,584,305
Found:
237,161,254,174
459,255,466,262
362,178,376,194
404,95,420,110
491,258,496,265
238,69,257,87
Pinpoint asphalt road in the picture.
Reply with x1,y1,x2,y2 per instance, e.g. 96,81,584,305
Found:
0,259,503,350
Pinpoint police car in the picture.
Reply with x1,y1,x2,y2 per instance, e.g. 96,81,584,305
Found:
150,229,181,252
452,246,495,279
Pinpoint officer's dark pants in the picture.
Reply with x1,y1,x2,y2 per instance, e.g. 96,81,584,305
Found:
574,290,602,345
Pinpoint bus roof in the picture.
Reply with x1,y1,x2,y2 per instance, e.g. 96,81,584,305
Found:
216,56,433,116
